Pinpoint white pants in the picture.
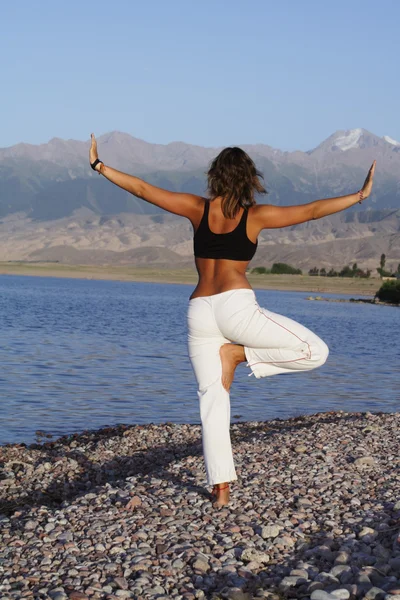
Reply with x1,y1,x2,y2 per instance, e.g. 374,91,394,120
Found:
187,289,329,486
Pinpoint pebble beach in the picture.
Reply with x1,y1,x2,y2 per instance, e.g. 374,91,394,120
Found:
1,411,400,600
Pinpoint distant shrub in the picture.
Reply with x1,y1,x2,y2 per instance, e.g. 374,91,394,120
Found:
251,266,269,275
339,265,354,278
271,262,302,275
376,280,400,305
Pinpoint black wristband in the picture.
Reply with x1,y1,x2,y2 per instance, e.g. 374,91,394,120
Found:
90,158,103,172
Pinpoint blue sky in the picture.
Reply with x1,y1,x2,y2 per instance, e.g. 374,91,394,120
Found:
1,0,399,151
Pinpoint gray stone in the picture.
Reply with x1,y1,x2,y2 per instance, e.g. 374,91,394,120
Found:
311,591,338,600
148,587,165,595
329,590,350,599
354,456,376,467
279,575,307,589
294,445,307,453
364,587,386,600
261,525,281,539
359,527,378,541
95,543,106,552
57,531,73,542
113,577,129,590
335,551,350,565
193,558,209,573
330,565,352,578
290,569,309,579
172,558,185,569
226,590,252,600
315,573,340,584
241,549,270,564
389,558,400,571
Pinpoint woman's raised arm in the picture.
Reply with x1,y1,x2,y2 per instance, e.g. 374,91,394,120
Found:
253,160,376,229
89,133,203,219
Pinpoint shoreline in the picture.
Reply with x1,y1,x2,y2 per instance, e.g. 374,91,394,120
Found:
1,410,399,599
0,262,381,296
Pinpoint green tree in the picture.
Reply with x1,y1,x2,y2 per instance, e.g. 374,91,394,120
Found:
251,266,269,275
376,280,400,304
308,267,319,276
271,262,302,275
339,265,354,278
327,268,338,277
380,254,386,270
320,267,327,276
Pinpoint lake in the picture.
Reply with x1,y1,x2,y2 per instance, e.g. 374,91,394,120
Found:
0,275,399,446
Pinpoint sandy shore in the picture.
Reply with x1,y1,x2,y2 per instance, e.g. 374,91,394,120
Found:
1,411,399,600
0,263,381,296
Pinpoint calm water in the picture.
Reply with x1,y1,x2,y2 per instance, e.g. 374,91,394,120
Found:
0,275,399,445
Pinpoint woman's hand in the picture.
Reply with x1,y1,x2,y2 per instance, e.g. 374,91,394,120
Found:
89,133,102,172
360,160,376,200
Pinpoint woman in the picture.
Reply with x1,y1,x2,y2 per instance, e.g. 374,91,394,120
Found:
89,134,376,507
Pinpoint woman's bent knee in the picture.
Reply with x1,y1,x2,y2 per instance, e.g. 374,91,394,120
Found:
310,338,329,368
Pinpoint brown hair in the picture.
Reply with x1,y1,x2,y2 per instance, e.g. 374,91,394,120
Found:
207,147,267,219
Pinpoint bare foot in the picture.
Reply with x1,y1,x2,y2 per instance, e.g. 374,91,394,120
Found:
211,483,230,507
219,343,246,392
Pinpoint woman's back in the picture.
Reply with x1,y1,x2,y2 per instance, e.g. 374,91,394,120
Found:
191,197,259,299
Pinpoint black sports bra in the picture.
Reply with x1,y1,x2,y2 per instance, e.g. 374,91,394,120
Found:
193,201,258,261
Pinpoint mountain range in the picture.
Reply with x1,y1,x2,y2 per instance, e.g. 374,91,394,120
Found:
0,128,399,271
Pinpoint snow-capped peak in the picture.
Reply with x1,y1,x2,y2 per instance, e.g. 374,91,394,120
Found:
383,135,400,147
333,128,363,151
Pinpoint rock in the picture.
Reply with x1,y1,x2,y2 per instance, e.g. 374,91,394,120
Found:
280,575,307,589
359,527,378,541
335,551,350,565
241,548,270,564
57,531,73,542
330,590,350,599
172,558,185,569
364,587,386,599
156,543,168,555
315,573,339,585
192,558,209,573
147,587,165,596
24,520,38,530
389,558,400,571
113,578,129,590
95,543,106,552
290,569,309,579
226,590,252,600
330,565,352,578
125,495,141,510
294,445,307,453
308,582,325,593
311,591,338,600
261,525,281,538
354,456,376,467
69,593,89,600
